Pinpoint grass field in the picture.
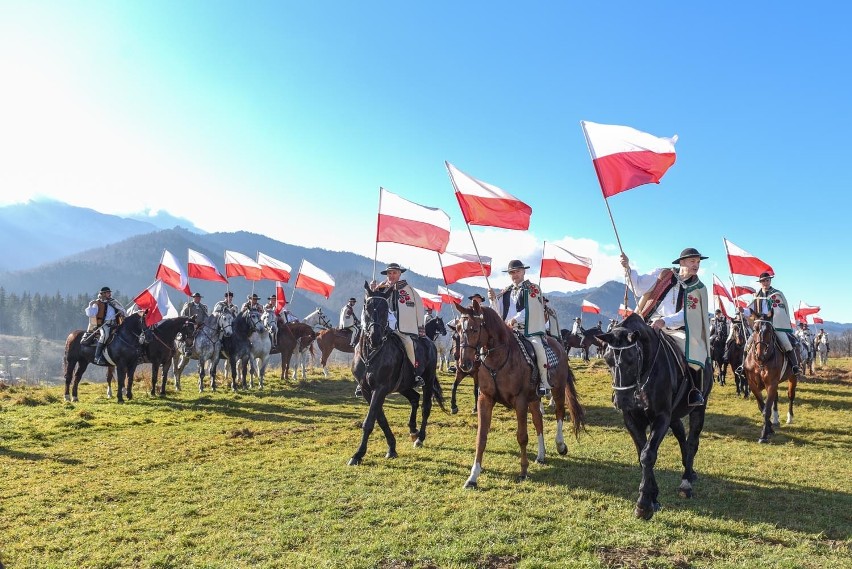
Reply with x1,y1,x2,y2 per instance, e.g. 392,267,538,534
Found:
1,356,850,568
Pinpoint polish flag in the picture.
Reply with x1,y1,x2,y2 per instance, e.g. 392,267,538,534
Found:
440,251,491,285
581,300,601,314
187,249,228,283
731,285,756,297
377,188,451,253
155,249,192,296
717,301,730,319
794,301,820,323
225,250,262,281
132,280,178,327
415,288,443,312
712,274,734,302
446,161,532,230
734,298,749,309
724,239,774,277
540,244,592,284
257,252,292,282
274,281,287,315
581,121,678,199
813,316,824,324
294,260,335,298
618,303,634,317
438,285,463,305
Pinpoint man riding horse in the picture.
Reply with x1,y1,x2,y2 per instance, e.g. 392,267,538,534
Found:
370,262,427,388
213,291,238,317
621,247,711,407
339,297,360,347
84,286,127,365
487,259,551,397
737,272,800,376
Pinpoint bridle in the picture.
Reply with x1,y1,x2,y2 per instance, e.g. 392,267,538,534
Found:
427,317,447,341
752,319,777,366
360,296,391,367
607,335,661,394
458,313,509,379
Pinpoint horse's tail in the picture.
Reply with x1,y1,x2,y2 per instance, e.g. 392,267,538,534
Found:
431,372,447,413
563,365,586,438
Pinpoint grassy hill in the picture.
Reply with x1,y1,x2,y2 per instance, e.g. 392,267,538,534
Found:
1,357,849,568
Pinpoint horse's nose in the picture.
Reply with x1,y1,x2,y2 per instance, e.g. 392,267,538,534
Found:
460,359,473,373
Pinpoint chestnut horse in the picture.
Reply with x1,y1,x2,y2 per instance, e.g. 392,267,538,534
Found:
276,321,317,380
315,328,355,377
743,317,798,443
456,301,585,489
448,321,480,415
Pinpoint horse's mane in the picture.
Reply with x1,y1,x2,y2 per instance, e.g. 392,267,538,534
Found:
479,305,512,344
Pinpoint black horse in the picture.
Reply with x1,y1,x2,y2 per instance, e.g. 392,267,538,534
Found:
424,316,447,344
63,312,146,403
597,313,712,520
726,322,748,398
138,316,197,397
218,311,264,391
348,282,446,466
448,323,480,415
709,318,729,386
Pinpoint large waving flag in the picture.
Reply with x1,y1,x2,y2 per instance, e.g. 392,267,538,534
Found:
438,285,463,305
540,243,592,284
274,281,287,315
712,274,734,302
225,250,262,281
794,301,820,323
294,260,335,299
132,280,178,327
731,285,756,297
723,238,774,277
257,252,292,282
155,249,191,296
377,188,451,253
581,300,601,314
187,249,228,283
581,121,678,199
440,251,492,285
446,161,532,230
414,288,443,312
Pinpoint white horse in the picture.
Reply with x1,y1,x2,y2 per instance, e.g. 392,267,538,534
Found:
435,318,456,372
290,334,316,379
816,334,829,366
245,310,273,388
302,308,333,331
173,311,233,392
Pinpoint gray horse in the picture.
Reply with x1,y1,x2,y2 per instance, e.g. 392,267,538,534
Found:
173,311,233,391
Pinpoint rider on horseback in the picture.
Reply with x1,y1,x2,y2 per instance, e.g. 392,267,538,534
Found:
571,317,584,335
370,263,427,388
738,272,800,375
213,291,237,317
84,286,127,365
487,259,551,397
179,292,208,355
621,248,711,407
241,293,263,315
710,309,728,351
339,297,360,347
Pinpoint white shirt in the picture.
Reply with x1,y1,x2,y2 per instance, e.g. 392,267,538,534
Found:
504,286,524,326
628,268,686,328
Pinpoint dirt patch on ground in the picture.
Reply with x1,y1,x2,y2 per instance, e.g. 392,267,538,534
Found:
597,546,691,569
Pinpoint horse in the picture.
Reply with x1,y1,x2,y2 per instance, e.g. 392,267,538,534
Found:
560,327,601,361
219,311,264,391
173,311,233,391
315,327,355,378
302,308,334,331
725,323,748,398
743,318,799,443
424,316,447,356
433,318,454,372
275,321,317,380
709,332,727,386
597,313,713,520
139,316,196,397
456,301,585,489
63,312,146,403
448,322,480,416
796,335,814,376
816,334,828,367
245,310,274,388
348,282,445,466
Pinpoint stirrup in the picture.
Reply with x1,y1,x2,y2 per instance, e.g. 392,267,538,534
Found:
687,388,705,407
537,386,551,397
735,365,744,376
354,385,363,398
414,376,424,388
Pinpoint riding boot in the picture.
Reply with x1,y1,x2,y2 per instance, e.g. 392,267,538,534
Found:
786,349,800,375
411,337,425,389
537,363,550,397
354,383,363,398
94,342,106,365
687,367,705,407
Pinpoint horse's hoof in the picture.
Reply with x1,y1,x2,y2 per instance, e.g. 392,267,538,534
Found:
516,475,528,483
409,432,419,442
556,442,568,456
347,457,362,466
463,480,477,490
758,437,769,444
385,451,398,459
72,397,79,403
678,486,693,499
534,457,545,465
653,501,662,512
772,421,781,429
451,407,458,415
413,439,423,448
634,506,654,520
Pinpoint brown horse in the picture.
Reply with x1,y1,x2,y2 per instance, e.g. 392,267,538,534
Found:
560,327,602,361
725,322,748,398
456,301,585,488
743,317,798,443
315,328,355,377
448,324,480,415
275,321,317,380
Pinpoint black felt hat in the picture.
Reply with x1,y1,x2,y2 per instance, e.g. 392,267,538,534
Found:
671,248,708,264
503,259,530,272
756,272,774,282
381,262,407,275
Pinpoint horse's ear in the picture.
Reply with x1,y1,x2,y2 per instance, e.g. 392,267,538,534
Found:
626,331,637,344
597,332,614,345
363,280,371,294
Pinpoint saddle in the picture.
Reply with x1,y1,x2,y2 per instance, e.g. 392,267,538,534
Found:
82,326,117,347
515,332,558,385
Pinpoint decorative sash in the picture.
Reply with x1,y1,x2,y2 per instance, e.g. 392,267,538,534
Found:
636,268,676,321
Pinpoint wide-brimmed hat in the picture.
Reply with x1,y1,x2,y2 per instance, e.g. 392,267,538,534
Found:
224,291,234,297
503,259,530,272
468,293,485,302
192,292,202,298
248,293,260,300
348,297,356,303
671,248,709,264
268,295,276,300
381,262,407,275
756,271,774,282
99,286,111,293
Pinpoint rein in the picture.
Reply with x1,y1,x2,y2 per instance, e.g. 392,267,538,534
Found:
609,336,662,394
459,314,509,382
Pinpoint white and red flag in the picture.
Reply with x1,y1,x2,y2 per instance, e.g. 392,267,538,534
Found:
813,316,824,324
581,300,601,314
540,243,592,284
440,251,491,285
225,250,262,281
581,121,678,199
377,188,451,253
294,260,335,299
723,239,774,277
446,161,532,230
618,303,634,317
712,274,734,302
155,249,192,296
274,281,287,314
731,285,756,297
257,252,292,282
132,280,178,327
415,288,443,312
187,249,228,283
438,285,463,305
794,301,820,323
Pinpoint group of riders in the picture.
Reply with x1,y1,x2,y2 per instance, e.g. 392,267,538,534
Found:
81,247,828,402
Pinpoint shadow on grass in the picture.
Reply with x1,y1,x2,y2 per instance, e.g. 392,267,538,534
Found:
0,447,82,465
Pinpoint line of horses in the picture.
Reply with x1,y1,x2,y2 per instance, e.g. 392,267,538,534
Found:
62,301,805,520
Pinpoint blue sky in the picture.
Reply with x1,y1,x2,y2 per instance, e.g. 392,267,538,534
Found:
1,2,849,322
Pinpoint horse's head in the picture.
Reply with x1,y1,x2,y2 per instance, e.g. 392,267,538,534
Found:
731,322,743,345
597,315,649,411
751,317,776,363
247,310,266,334
179,317,199,349
455,300,504,373
218,310,235,337
426,316,447,340
363,281,391,347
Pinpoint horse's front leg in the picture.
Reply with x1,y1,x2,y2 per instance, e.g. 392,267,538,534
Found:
464,394,495,489
348,385,390,466
374,405,397,459
514,401,532,481
786,374,797,425
71,364,86,403
104,365,113,400
115,366,127,403
759,383,778,443
528,400,546,464
634,413,670,520
150,365,158,397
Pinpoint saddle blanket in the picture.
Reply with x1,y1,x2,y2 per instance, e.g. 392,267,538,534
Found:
515,333,559,383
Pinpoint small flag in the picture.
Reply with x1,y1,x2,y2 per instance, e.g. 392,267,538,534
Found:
438,285,463,305
187,249,228,283
156,249,192,296
724,239,774,277
540,244,592,284
377,188,451,253
294,260,335,299
440,251,492,285
258,252,292,282
581,299,601,314
132,280,177,327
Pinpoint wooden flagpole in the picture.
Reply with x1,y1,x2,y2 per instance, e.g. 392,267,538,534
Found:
373,187,383,283
538,240,546,289
289,259,304,308
436,253,461,318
